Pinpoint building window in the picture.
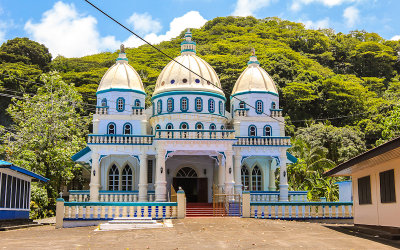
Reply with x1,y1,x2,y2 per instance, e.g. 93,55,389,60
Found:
108,123,116,134
196,122,203,130
135,99,141,107
218,101,223,115
210,124,216,130
239,101,245,109
249,125,257,136
180,122,189,129
176,167,197,177
147,160,153,184
152,102,155,115
195,97,203,112
180,97,188,112
255,100,263,114
108,165,119,191
271,102,276,109
116,97,125,112
208,99,215,113
157,100,162,114
167,98,174,112
155,125,161,130
221,125,225,130
122,165,133,191
264,125,271,136
166,123,173,129
101,98,107,107
123,123,132,135
380,169,396,203
358,175,372,205
252,166,262,191
241,166,250,191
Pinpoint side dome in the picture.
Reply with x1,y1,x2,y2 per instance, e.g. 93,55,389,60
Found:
231,50,278,96
97,45,145,94
153,29,224,97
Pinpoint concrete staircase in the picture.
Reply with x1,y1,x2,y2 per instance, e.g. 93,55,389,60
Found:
99,217,164,231
186,203,221,217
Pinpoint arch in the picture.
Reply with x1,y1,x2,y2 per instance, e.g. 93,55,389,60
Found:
220,125,225,130
255,100,263,114
167,98,174,112
195,122,203,130
241,165,250,191
121,164,133,191
208,99,215,113
271,102,276,109
157,99,162,114
180,97,189,112
195,97,203,112
248,125,257,136
123,122,132,135
107,122,116,134
101,98,107,107
108,164,120,190
219,101,223,115
180,122,189,129
209,123,216,130
251,165,262,191
116,97,125,112
239,101,246,109
166,123,174,130
263,125,272,136
135,99,141,107
176,167,198,177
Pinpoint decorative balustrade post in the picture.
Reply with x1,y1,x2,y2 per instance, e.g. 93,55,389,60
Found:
242,191,251,218
279,157,289,202
234,154,242,195
138,153,148,202
90,153,101,202
155,149,167,201
55,198,64,229
177,187,186,219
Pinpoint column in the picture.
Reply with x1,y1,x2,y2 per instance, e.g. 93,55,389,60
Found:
138,153,148,202
218,154,225,193
268,159,276,191
234,154,242,195
155,149,167,201
89,153,100,202
224,150,234,195
279,158,288,201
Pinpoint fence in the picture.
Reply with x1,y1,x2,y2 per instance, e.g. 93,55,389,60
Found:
250,191,308,202
68,190,155,202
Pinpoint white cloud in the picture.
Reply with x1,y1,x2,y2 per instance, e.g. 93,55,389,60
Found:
391,35,400,41
127,12,162,35
343,6,359,27
232,0,272,16
301,18,330,29
290,0,359,11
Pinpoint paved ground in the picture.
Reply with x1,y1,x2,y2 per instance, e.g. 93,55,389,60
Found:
1,218,399,249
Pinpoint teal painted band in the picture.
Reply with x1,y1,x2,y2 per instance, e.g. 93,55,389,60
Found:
96,88,147,96
116,58,129,61
250,191,308,194
69,190,90,194
243,191,250,194
177,190,184,194
95,106,109,108
132,107,144,109
270,109,283,111
64,202,178,207
231,90,279,98
89,134,154,137
71,147,91,162
181,41,196,45
57,198,65,202
152,90,226,101
151,111,227,119
247,61,260,65
181,49,196,53
99,190,138,194
236,136,290,139
155,138,237,141
250,201,353,206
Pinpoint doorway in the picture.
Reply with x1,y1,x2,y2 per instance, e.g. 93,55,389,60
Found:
172,167,208,203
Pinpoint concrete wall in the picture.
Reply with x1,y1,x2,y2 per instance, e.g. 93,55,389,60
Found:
352,157,400,227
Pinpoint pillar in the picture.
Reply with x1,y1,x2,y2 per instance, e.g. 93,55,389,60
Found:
55,198,64,229
89,153,100,202
138,153,148,202
177,187,186,219
242,191,251,218
155,149,167,201
279,158,288,201
268,159,276,191
234,154,242,195
141,119,148,134
224,150,234,195
218,154,225,193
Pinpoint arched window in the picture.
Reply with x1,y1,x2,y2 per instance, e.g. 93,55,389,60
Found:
208,99,215,113
108,165,119,191
122,165,133,191
116,97,125,112
101,98,107,107
209,124,216,130
195,97,203,112
180,122,189,129
239,101,245,109
152,102,155,115
255,100,263,114
252,166,262,191
241,166,250,191
166,123,173,130
221,125,225,130
196,122,203,130
176,167,197,177
180,97,188,112
271,102,276,109
167,98,174,112
108,123,116,134
248,125,257,136
135,99,141,107
264,125,271,136
124,123,132,135
219,101,223,115
157,100,162,114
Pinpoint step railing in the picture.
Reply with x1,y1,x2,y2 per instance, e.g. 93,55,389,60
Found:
235,136,291,146
87,135,154,145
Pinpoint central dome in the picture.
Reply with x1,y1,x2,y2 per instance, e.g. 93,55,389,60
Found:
153,30,224,97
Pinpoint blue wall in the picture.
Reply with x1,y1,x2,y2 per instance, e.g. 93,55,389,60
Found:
0,210,29,220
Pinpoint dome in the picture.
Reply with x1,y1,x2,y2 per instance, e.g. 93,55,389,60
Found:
97,45,145,94
231,50,278,96
153,30,224,97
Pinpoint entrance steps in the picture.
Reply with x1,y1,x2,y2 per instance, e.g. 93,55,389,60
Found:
186,203,221,217
99,217,164,230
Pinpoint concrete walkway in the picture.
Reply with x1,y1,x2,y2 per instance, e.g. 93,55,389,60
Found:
1,218,398,249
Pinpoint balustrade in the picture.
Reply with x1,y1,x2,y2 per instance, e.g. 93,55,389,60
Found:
96,107,108,115
235,136,291,146
155,130,235,140
69,190,155,202
250,191,308,202
132,108,144,115
234,109,248,117
87,135,154,145
270,109,283,117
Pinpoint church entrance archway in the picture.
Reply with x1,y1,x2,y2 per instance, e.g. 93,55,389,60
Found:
172,167,208,203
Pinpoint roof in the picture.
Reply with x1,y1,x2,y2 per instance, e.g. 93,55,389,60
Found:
0,160,49,182
286,152,298,164
324,136,400,177
71,146,91,162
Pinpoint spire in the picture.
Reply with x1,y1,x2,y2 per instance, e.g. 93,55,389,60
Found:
181,28,196,54
248,48,260,65
116,44,128,62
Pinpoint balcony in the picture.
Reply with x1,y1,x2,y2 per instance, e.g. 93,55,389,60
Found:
234,108,249,117
96,106,108,115
270,109,283,117
132,107,144,115
87,134,154,145
234,136,291,146
155,129,236,140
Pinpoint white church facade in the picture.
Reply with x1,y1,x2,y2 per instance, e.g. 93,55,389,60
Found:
72,30,295,204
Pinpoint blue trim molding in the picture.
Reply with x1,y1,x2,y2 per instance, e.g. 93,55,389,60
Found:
152,90,226,101
231,90,279,98
180,122,189,129
167,98,174,113
97,88,146,96
123,122,132,135
134,99,141,108
248,125,257,136
157,99,162,114
116,97,125,112
209,123,216,130
166,123,174,129
195,97,203,112
180,97,189,112
208,99,215,113
195,122,204,130
263,125,272,136
71,147,91,162
255,100,263,114
107,122,117,134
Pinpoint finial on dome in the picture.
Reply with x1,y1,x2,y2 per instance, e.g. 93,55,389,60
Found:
120,44,125,53
248,48,260,65
251,48,255,56
181,28,196,54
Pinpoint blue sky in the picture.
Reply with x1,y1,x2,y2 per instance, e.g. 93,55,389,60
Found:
0,0,399,58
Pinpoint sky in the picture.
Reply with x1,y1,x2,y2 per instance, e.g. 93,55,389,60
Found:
0,0,399,58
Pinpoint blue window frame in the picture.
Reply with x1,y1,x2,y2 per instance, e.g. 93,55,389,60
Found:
271,102,276,109
135,99,141,107
208,99,215,113
107,122,116,134
209,123,216,130
180,122,189,129
195,122,203,130
116,97,125,112
155,124,161,130
157,99,162,114
239,101,246,109
255,100,263,114
101,98,107,107
152,102,155,115
220,125,225,130
219,101,223,115
167,98,174,112
263,125,272,136
166,123,174,129
180,97,189,112
123,123,132,135
248,125,257,136
195,97,203,112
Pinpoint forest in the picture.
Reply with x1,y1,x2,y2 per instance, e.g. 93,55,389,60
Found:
0,16,400,217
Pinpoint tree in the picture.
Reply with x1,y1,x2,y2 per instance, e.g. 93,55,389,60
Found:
0,72,90,217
